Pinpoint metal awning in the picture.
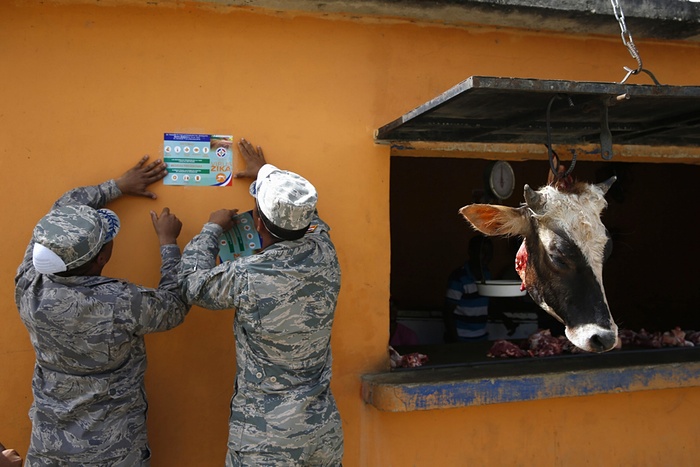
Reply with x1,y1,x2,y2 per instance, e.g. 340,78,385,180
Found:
375,76,700,157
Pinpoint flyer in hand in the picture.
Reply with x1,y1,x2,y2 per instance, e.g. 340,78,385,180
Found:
219,210,262,261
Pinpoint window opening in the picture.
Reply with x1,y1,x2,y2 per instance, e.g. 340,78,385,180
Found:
389,157,700,371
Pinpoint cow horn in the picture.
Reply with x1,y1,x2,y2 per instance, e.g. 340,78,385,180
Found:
596,175,617,195
524,184,545,214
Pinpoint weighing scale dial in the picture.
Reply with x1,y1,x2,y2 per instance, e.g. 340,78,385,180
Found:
488,161,515,200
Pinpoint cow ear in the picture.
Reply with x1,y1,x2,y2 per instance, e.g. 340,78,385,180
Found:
459,204,530,237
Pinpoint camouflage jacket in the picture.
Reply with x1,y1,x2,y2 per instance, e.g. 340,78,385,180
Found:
179,214,343,456
15,181,189,466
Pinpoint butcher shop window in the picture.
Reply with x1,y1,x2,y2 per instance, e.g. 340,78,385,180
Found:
388,155,700,370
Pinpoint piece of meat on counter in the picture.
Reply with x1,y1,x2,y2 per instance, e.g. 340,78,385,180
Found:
661,327,694,347
527,329,563,357
618,328,637,346
685,330,700,345
633,328,663,348
389,346,429,368
487,340,528,358
487,326,697,359
631,327,694,348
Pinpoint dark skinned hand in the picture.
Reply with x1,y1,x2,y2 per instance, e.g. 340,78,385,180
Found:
208,208,239,232
150,207,182,246
116,155,168,199
0,441,22,467
233,139,266,180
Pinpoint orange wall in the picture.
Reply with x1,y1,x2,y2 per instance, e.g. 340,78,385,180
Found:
2,2,700,465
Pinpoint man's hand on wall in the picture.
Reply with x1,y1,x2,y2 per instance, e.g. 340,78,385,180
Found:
234,138,266,180
116,155,168,199
150,207,183,246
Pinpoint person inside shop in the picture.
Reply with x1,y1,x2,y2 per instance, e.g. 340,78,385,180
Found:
178,138,344,466
15,156,190,466
443,234,493,342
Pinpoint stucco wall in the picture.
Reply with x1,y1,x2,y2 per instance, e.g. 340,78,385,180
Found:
2,1,700,465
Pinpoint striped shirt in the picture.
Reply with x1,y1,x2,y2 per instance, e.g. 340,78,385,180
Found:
445,263,490,340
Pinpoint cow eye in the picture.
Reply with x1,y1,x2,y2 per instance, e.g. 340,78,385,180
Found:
547,237,575,269
549,248,569,269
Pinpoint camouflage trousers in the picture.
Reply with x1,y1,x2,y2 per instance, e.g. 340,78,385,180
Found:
225,413,343,467
24,447,150,467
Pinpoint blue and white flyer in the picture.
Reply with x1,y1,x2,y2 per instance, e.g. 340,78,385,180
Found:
163,133,233,186
218,210,263,261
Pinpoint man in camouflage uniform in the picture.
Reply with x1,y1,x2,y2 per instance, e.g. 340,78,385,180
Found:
15,156,190,466
179,139,343,466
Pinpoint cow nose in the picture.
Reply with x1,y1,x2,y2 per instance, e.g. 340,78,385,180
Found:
588,330,618,352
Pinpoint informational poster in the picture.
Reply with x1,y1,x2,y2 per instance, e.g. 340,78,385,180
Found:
218,210,262,261
163,133,233,186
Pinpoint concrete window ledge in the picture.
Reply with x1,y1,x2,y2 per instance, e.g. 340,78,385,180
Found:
93,1,700,41
362,354,700,412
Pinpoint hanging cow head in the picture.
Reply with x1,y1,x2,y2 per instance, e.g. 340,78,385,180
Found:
460,174,618,353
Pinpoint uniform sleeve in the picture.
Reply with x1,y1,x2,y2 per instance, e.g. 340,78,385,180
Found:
309,211,331,236
14,242,35,306
178,223,244,310
129,244,190,335
15,180,123,301
52,179,122,210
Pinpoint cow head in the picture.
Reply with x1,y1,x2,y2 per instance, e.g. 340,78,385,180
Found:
460,174,618,353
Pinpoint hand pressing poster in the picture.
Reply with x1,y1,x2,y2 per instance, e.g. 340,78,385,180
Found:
218,210,262,261
163,133,233,186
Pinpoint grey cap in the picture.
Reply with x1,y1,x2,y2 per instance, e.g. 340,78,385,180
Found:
32,205,120,273
249,164,317,240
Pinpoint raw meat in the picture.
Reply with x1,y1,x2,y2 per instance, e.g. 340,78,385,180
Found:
389,346,429,368
487,340,528,358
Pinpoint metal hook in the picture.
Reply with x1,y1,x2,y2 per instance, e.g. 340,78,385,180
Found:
610,0,661,86
620,67,661,85
546,95,576,178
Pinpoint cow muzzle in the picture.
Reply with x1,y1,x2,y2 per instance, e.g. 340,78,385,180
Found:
565,324,619,353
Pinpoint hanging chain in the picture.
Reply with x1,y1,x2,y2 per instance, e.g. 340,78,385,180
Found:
610,0,642,75
610,0,660,85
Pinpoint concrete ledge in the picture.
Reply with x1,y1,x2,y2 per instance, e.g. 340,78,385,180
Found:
40,0,700,41
362,360,700,412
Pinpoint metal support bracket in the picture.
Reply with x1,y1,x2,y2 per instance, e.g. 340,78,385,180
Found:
600,100,613,160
